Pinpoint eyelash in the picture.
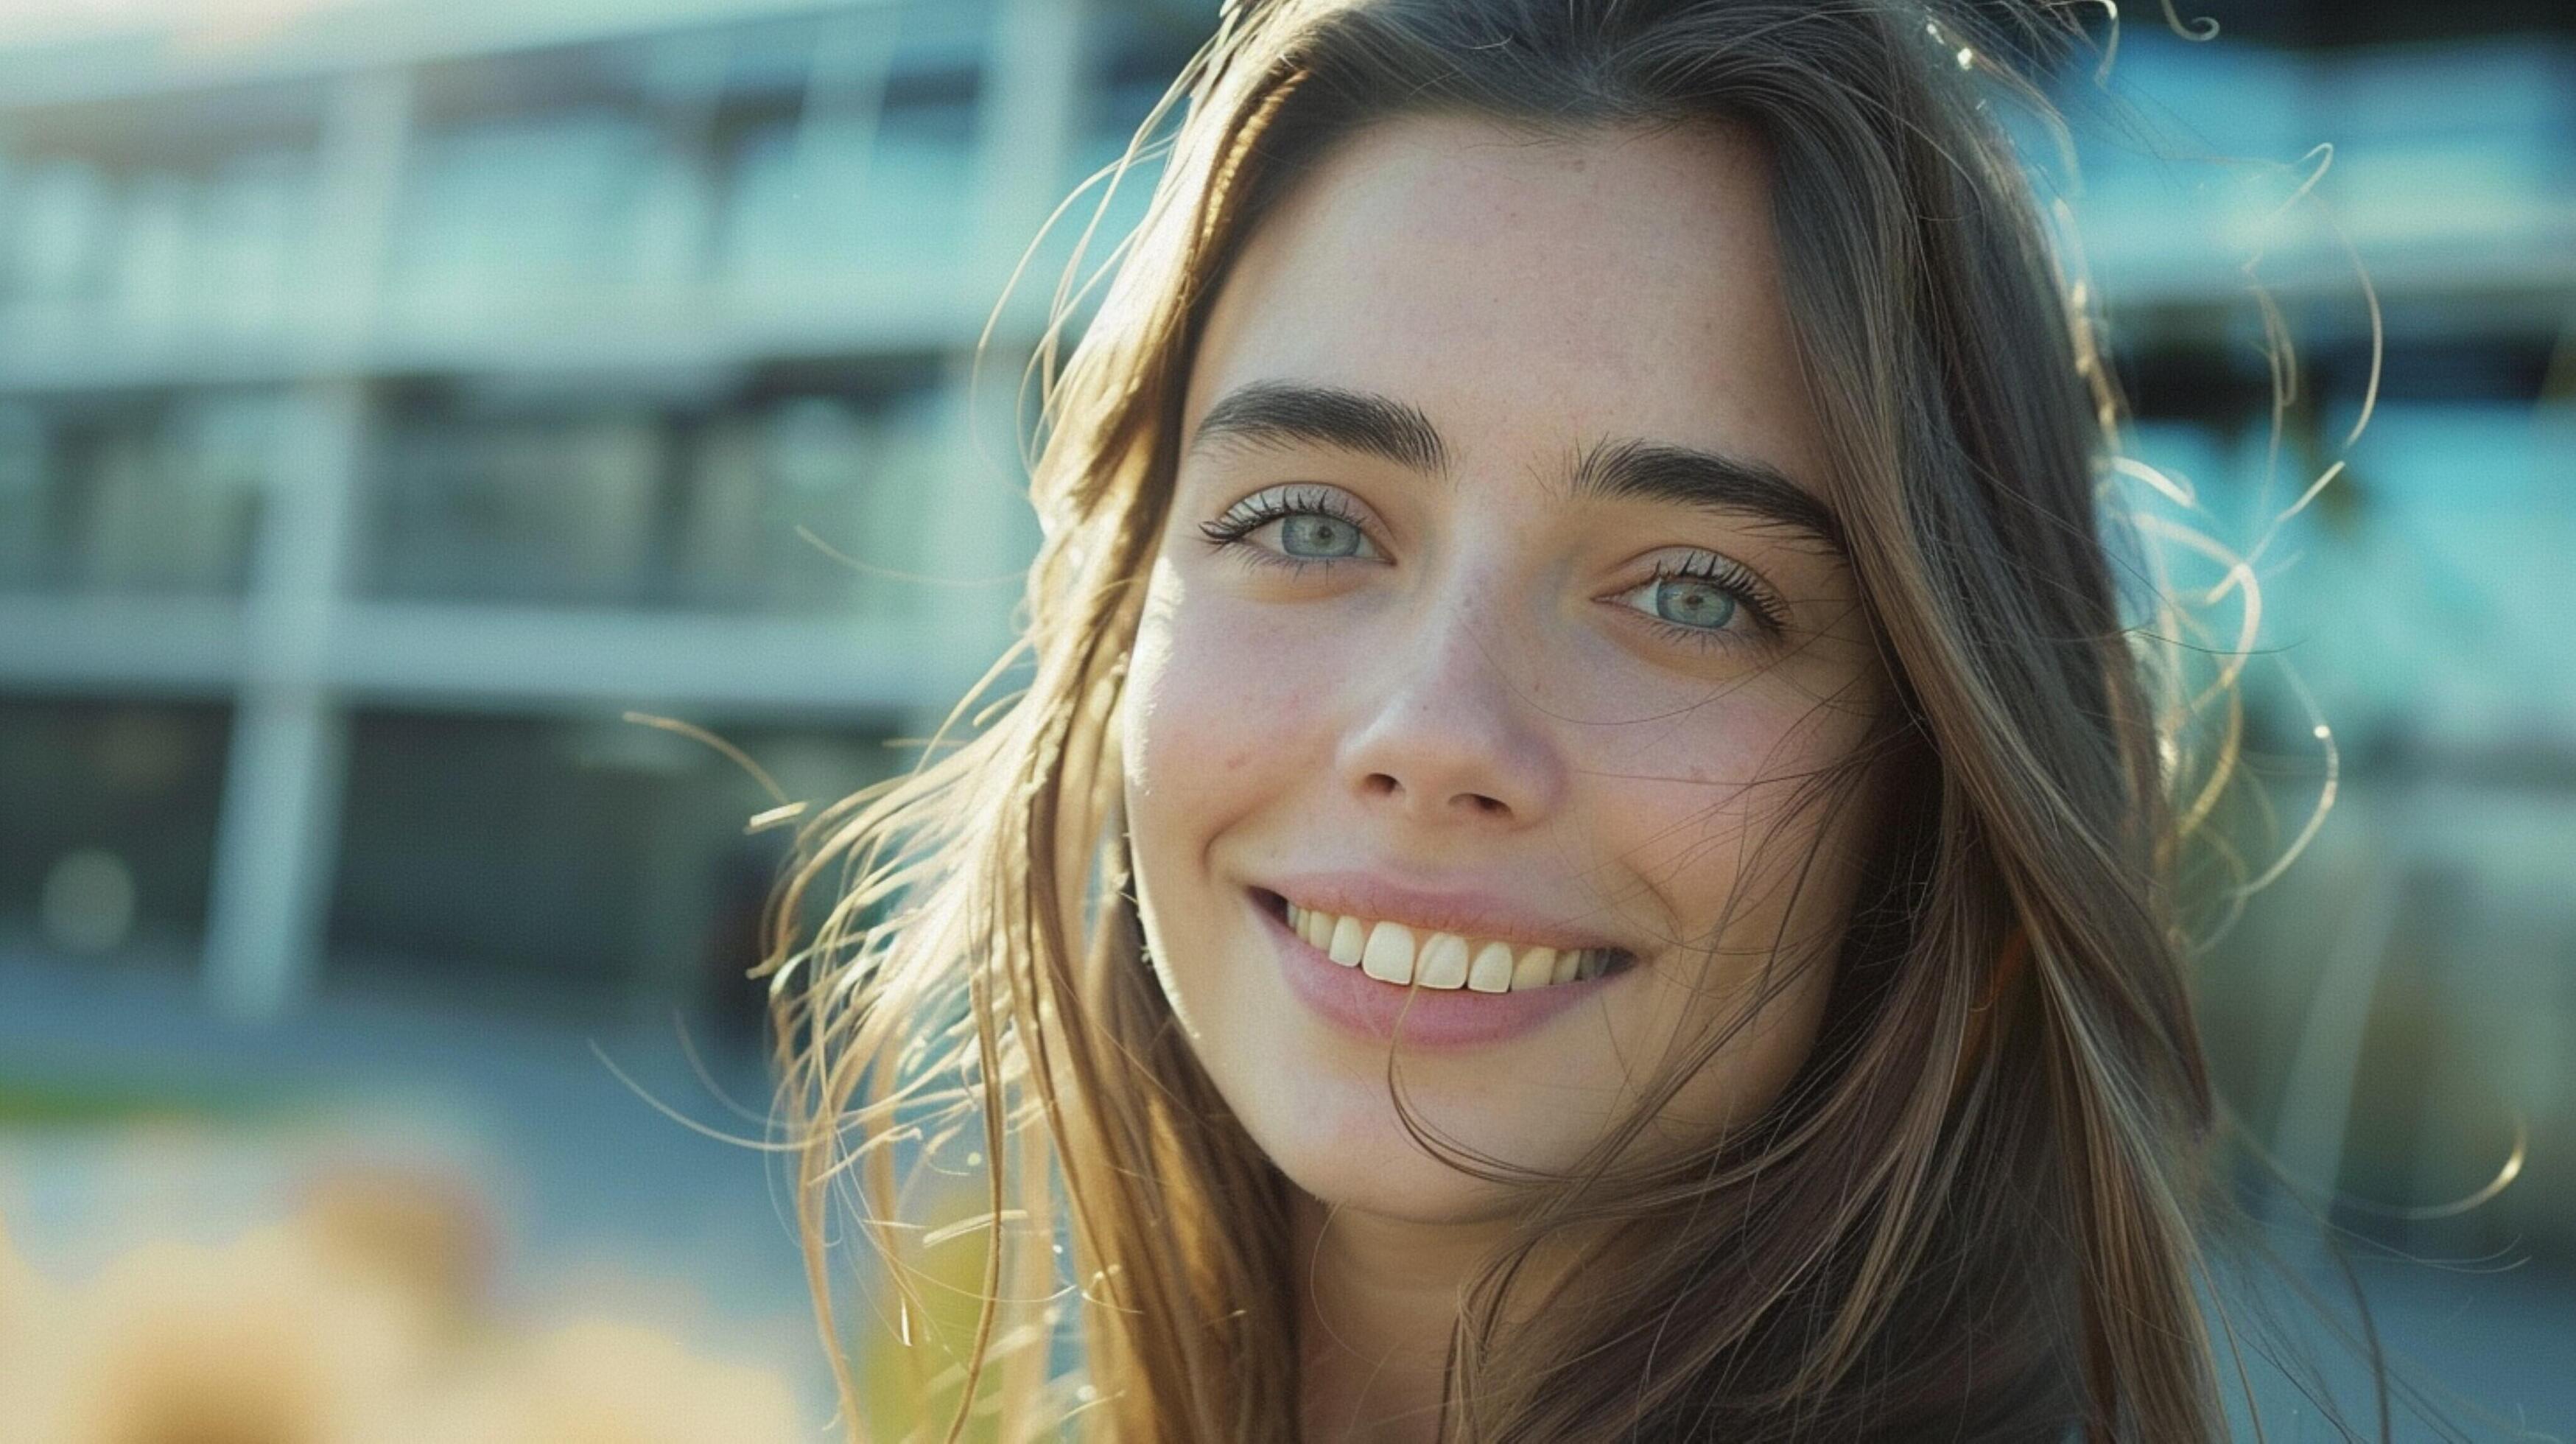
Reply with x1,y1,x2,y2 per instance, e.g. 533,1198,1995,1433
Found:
1193,485,1377,579
1193,487,1789,650
1633,554,1789,645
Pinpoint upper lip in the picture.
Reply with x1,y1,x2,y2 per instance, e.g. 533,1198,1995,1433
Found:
1254,870,1643,956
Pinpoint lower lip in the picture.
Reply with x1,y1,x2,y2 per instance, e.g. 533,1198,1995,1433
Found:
1253,889,1623,1049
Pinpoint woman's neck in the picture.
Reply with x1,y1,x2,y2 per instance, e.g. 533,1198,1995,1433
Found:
1291,1191,1516,1444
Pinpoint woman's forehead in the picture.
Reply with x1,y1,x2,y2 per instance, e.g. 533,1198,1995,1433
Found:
1182,111,1825,490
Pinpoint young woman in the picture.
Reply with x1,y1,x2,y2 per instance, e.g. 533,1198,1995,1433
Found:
768,1,2250,1437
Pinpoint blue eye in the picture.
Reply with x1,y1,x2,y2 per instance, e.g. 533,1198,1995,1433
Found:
1195,485,1383,570
1278,513,1366,559
1644,575,1737,630
1612,556,1782,650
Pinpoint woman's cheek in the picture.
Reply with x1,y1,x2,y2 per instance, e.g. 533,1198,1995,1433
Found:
1125,567,1338,840
1587,705,1864,980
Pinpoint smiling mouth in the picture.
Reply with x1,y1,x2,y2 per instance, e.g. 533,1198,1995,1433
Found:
1253,888,1636,992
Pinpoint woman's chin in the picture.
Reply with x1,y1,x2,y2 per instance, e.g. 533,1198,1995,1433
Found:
1233,1081,1580,1228
1280,1156,1527,1230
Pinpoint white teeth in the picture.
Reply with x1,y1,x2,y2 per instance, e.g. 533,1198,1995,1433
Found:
1327,914,1366,967
1282,897,1621,992
1416,932,1471,989
1360,921,1417,983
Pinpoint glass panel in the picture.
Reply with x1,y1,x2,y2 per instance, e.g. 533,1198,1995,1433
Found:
672,378,948,616
365,369,949,614
365,384,669,607
326,709,899,1029
386,107,666,318
715,80,982,293
0,390,278,595
0,697,231,970
0,400,50,589
0,84,325,334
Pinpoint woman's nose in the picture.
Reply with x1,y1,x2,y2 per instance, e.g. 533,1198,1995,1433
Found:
1333,595,1565,828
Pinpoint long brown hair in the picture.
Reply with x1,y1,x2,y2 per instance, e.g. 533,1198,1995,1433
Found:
766,1,2245,1437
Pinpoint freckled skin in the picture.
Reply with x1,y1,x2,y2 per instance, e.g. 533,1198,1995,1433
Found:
1120,115,1891,1227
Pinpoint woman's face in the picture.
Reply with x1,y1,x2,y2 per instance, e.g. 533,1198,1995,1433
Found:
1121,113,1889,1224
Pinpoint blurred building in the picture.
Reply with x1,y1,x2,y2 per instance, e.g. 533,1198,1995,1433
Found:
0,0,1201,1031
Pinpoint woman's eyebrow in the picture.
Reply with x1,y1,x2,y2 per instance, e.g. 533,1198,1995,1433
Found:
1562,436,1845,557
1188,379,1451,474
1187,379,1845,557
